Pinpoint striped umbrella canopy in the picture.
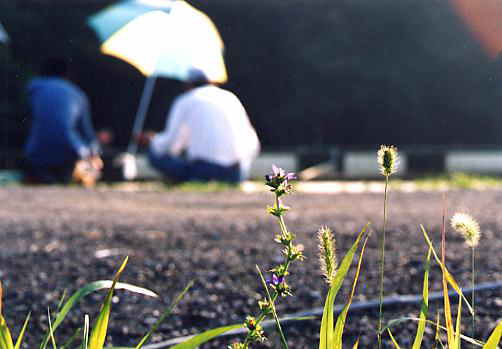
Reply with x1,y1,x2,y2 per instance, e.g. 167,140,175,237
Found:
88,0,227,83
88,0,228,179
450,0,502,58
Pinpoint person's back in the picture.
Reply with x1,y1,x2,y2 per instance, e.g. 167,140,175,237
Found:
146,70,260,183
23,58,101,185
25,77,89,166
178,85,258,167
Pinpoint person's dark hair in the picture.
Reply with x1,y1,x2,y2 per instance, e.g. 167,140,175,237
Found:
40,57,69,77
186,68,210,88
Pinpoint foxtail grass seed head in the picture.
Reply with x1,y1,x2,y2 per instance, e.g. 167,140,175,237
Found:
377,145,398,177
318,226,337,285
451,213,481,247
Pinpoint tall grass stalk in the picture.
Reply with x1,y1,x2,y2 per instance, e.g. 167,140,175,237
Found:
376,145,398,348
377,174,388,348
471,246,475,348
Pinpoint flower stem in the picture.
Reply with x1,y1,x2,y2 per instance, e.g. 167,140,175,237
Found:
242,193,293,347
471,246,476,349
377,175,389,349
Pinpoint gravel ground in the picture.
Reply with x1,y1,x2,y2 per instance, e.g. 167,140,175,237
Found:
0,186,501,348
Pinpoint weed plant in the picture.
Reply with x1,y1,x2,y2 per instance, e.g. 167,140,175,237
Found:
0,147,501,349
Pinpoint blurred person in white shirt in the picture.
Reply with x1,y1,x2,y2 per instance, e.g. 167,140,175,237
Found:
139,69,260,183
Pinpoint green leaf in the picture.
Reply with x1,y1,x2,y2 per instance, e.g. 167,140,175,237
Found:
170,324,244,349
40,279,157,349
412,247,431,349
333,234,370,349
256,265,288,349
483,321,502,349
88,257,128,349
134,281,194,349
14,312,30,349
319,224,368,349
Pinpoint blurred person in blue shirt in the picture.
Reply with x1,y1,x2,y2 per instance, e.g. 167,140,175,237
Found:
24,58,103,185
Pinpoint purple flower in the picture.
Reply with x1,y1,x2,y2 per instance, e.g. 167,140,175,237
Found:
268,273,284,286
265,165,296,191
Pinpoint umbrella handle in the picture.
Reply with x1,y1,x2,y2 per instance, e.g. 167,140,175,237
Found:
127,75,157,154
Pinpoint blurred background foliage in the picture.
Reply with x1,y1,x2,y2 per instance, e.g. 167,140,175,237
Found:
1,0,502,151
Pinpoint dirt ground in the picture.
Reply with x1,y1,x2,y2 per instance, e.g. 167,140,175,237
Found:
0,186,501,348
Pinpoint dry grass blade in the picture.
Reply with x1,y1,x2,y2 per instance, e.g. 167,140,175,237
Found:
82,314,89,349
387,329,402,349
47,308,58,349
421,225,474,315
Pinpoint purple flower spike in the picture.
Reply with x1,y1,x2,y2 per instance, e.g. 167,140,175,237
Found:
265,165,296,194
285,172,296,181
272,164,285,177
269,273,284,286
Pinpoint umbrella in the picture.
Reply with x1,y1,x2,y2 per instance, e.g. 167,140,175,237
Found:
88,0,227,179
0,22,9,44
450,0,502,58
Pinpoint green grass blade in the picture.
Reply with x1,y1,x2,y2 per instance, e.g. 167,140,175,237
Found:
40,280,157,349
387,329,402,349
134,281,194,349
256,265,288,349
89,257,128,349
483,321,502,349
333,234,370,349
0,314,14,349
319,285,336,349
47,308,58,349
319,225,368,349
14,312,30,349
170,324,244,349
59,327,81,349
412,247,431,349
56,290,67,313
352,338,360,349
453,294,462,349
